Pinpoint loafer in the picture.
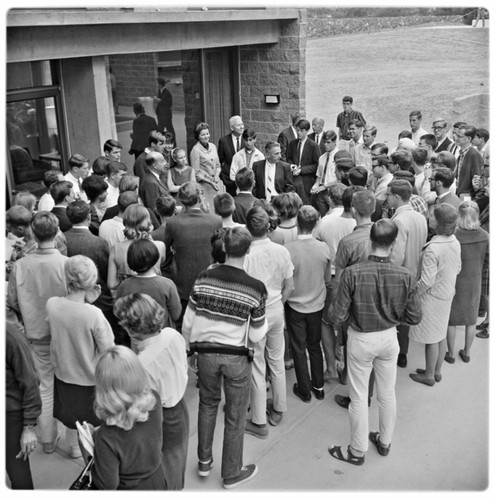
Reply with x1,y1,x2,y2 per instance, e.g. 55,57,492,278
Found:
244,419,268,439
293,383,311,403
459,349,470,363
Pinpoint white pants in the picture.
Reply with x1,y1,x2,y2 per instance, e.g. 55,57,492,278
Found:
30,343,58,444
347,326,399,453
250,301,287,424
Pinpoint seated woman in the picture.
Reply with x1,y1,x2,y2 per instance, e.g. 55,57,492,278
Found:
92,345,167,490
107,204,166,292
47,255,115,458
114,238,181,331
114,294,189,490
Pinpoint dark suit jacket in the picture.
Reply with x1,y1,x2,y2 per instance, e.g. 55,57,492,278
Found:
140,172,170,210
129,114,158,155
232,192,258,224
436,191,462,210
277,126,297,162
457,146,483,196
285,138,321,203
434,136,453,154
252,160,295,200
164,208,222,299
308,132,326,155
51,207,72,233
218,134,246,195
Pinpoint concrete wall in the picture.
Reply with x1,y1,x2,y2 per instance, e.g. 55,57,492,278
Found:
240,10,307,148
453,93,489,128
182,50,203,154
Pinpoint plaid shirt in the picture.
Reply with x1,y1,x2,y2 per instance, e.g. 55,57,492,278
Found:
329,255,422,332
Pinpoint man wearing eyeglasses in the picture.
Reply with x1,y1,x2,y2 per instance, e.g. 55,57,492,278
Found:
431,118,453,153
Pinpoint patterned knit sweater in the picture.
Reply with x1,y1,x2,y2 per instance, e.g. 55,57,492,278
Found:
182,264,267,347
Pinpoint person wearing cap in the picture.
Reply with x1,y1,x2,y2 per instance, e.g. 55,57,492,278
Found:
334,150,354,186
336,96,366,152
155,77,175,143
351,125,377,173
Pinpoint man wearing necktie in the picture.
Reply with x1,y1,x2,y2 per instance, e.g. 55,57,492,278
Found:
309,117,326,155
286,119,321,205
310,130,338,216
453,124,483,199
64,153,90,203
218,115,246,196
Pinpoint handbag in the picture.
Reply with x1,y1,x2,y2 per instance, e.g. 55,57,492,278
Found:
69,456,95,490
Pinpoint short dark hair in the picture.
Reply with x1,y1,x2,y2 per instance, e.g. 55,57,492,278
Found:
370,219,399,248
342,185,365,212
148,130,166,147
409,110,422,120
296,119,311,131
6,205,32,228
372,154,390,170
420,134,438,149
348,166,368,187
458,124,477,141
322,130,337,142
475,128,489,142
265,141,280,153
235,167,255,191
194,122,210,141
92,156,110,177
210,228,227,264
271,192,302,219
252,199,279,231
68,153,89,170
117,191,139,213
371,143,389,156
133,102,145,114
43,170,62,189
398,130,412,140
388,179,413,201
432,167,455,188
103,139,122,153
242,128,256,141
412,147,428,167
213,193,235,218
327,182,346,205
31,211,59,242
342,96,353,104
82,175,108,203
154,194,176,218
118,175,140,193
50,180,73,204
223,226,252,258
66,200,90,224
178,181,201,207
246,206,270,237
297,205,319,233
436,151,456,171
390,150,413,171
127,238,159,273
351,190,376,217
348,118,363,129
106,161,127,177
434,203,458,236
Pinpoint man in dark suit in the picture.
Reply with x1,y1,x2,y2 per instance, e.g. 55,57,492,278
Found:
286,119,321,204
232,168,258,225
128,102,158,159
277,112,302,162
133,130,167,181
218,115,246,196
50,180,74,232
252,141,295,201
431,167,461,210
455,124,483,198
164,182,222,328
139,152,170,211
432,118,453,153
155,77,175,142
308,117,326,155
65,200,126,344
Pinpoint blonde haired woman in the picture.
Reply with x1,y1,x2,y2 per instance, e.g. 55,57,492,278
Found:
47,255,114,458
92,345,167,490
107,204,165,291
446,201,489,364
114,293,189,490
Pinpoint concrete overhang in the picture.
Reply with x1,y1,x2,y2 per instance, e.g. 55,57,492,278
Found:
7,7,301,63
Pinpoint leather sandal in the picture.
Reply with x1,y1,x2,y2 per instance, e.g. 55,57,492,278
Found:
328,445,364,466
369,432,391,456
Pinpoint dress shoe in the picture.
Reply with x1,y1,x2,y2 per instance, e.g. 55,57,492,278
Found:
476,320,489,330
459,349,470,363
397,354,407,368
476,329,489,339
293,383,311,403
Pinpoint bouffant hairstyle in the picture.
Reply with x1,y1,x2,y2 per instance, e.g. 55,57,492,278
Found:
94,346,156,431
122,204,153,239
114,293,166,337
457,200,480,231
194,122,210,141
271,192,303,220
65,255,98,293
82,174,108,203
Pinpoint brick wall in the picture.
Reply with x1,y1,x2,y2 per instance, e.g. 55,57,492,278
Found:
240,9,307,148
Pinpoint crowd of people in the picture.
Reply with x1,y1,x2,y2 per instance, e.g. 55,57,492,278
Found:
5,96,489,489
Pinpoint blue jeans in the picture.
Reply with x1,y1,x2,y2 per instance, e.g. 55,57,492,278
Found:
197,353,252,480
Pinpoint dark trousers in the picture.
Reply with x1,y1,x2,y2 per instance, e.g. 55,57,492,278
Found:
285,304,324,396
162,398,189,490
6,410,34,489
397,324,409,355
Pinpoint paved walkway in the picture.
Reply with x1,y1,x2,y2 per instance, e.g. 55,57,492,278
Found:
8,321,491,493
